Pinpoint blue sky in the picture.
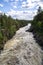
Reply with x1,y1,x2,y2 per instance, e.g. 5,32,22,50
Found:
0,0,43,20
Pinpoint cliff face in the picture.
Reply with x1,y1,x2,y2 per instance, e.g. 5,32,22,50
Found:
0,24,42,65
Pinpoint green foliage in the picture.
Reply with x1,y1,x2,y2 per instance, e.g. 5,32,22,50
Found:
0,32,3,42
31,7,43,46
0,14,29,50
32,6,43,33
34,11,43,21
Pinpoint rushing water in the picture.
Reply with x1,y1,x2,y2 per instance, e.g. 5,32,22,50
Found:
0,23,43,65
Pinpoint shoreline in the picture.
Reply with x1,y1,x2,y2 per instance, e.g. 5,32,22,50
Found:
26,25,43,50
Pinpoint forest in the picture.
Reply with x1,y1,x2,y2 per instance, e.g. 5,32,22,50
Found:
0,14,29,50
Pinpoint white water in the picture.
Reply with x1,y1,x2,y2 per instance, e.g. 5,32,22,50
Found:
0,23,42,65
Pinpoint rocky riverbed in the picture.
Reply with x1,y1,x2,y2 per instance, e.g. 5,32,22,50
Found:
0,23,43,65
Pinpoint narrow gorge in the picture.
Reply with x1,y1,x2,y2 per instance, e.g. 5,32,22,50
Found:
0,24,43,65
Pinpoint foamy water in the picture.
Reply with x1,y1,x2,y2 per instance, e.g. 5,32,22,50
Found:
0,23,42,65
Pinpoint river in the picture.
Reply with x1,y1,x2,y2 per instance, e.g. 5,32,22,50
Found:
0,23,43,65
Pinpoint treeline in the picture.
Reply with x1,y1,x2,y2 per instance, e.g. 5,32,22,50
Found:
0,14,29,50
31,7,43,47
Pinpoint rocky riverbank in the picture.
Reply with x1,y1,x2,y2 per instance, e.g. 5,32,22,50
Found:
26,25,43,49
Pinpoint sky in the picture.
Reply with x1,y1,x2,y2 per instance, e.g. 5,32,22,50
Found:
0,0,43,20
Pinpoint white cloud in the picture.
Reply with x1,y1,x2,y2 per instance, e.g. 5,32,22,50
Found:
13,5,17,8
22,1,27,8
21,0,43,10
6,9,16,16
11,1,18,9
21,1,37,9
0,10,2,13
6,0,43,20
7,9,23,17
0,4,3,7
6,8,37,20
